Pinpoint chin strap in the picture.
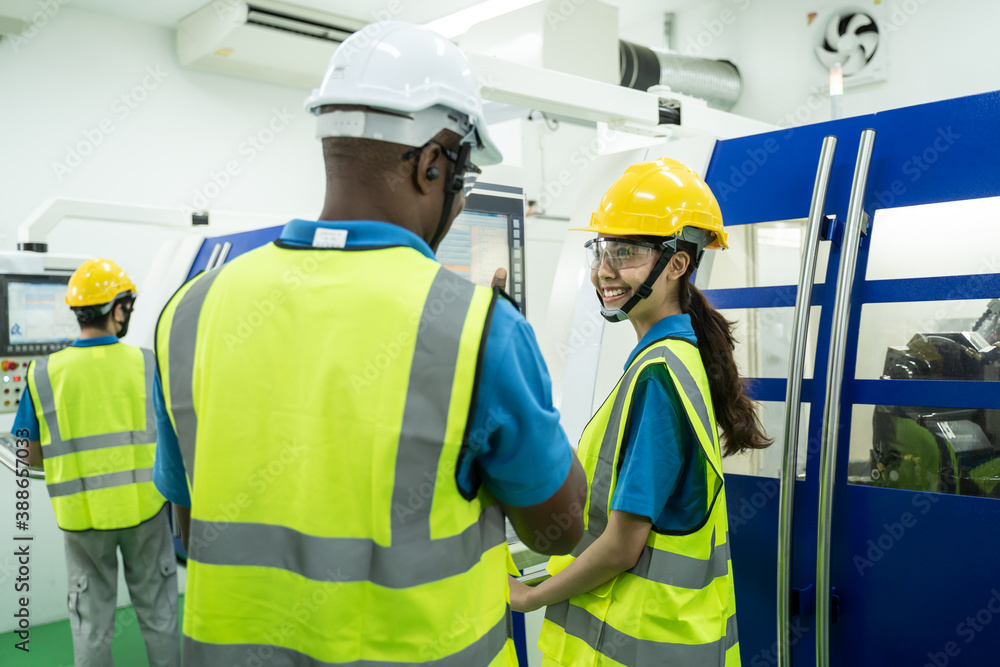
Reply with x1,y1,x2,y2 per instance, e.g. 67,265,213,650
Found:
428,143,473,251
598,240,677,323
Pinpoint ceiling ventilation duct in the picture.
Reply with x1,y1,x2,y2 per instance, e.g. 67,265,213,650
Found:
618,40,742,111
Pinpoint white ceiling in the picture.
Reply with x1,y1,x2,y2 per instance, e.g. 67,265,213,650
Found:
5,0,698,33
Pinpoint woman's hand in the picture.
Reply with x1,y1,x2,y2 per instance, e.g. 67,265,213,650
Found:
509,575,542,613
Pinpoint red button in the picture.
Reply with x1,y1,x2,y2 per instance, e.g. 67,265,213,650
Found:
13,376,20,382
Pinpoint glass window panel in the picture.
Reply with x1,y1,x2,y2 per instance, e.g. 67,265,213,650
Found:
849,404,1000,498
855,300,1000,380
866,196,1000,281
718,306,821,379
723,401,810,480
697,219,830,290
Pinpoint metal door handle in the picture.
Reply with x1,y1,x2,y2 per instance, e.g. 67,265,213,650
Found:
816,128,877,667
216,241,233,267
205,243,223,271
777,135,838,667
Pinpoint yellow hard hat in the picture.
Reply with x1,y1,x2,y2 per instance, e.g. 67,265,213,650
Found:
572,157,728,249
66,258,137,308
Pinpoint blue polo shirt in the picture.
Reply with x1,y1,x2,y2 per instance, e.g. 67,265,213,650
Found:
12,335,119,440
609,314,710,532
152,220,574,509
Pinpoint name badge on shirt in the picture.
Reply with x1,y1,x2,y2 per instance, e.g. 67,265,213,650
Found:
312,228,348,249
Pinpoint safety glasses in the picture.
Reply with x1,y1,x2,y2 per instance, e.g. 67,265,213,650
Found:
402,141,482,197
584,238,661,270
435,141,481,197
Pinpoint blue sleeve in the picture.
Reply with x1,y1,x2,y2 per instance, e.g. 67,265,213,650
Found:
459,298,574,507
152,369,192,507
11,387,39,441
610,365,687,522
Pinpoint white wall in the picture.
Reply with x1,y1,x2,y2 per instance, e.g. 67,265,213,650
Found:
669,0,1000,126
0,6,325,251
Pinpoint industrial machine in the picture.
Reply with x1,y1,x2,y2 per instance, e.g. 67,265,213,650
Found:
870,299,1000,496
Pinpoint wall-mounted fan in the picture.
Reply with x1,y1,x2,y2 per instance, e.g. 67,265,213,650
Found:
812,4,888,87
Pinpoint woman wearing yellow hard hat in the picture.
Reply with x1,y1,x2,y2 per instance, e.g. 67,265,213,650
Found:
509,158,771,666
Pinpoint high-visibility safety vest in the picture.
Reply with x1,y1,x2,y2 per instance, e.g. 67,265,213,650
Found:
27,343,164,532
156,241,516,665
538,337,740,667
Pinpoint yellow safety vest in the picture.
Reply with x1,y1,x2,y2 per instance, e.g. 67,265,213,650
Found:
156,241,516,665
27,343,164,531
538,337,740,666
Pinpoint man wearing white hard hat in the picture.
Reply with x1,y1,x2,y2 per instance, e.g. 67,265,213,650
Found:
152,21,585,665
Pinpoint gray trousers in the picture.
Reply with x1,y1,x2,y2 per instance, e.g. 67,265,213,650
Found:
64,504,181,667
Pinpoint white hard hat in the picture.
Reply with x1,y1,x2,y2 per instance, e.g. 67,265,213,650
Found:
305,21,502,167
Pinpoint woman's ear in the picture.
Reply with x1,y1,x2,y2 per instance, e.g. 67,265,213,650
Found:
666,251,691,280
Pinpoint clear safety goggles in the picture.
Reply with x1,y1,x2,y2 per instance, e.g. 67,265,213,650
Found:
584,238,661,270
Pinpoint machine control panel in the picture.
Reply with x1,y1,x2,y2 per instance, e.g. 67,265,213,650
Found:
0,357,40,414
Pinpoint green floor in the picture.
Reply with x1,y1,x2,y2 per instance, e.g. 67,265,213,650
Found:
1,596,184,666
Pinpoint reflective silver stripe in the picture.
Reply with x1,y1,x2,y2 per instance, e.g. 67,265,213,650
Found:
391,267,476,542
576,342,719,557
546,600,738,667
576,344,682,556
168,269,224,487
46,467,155,498
659,345,716,450
629,533,731,590
189,504,505,588
183,603,510,666
36,349,157,459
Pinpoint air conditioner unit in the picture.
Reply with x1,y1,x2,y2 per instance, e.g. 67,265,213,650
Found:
177,1,365,89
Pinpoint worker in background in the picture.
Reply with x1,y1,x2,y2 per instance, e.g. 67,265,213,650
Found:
152,21,586,666
509,159,773,666
15,258,180,667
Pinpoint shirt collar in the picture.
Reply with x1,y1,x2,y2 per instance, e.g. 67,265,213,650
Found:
278,220,435,260
625,313,697,369
72,335,118,348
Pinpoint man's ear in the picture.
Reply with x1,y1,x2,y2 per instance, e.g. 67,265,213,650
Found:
414,142,444,195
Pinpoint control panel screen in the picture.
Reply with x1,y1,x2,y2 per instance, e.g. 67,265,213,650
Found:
437,187,527,313
7,282,77,345
438,211,511,287
0,275,76,356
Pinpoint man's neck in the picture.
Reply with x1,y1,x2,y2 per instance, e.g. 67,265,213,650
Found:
78,327,115,340
319,186,428,245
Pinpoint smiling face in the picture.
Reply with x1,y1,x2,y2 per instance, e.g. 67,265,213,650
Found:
589,234,692,338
